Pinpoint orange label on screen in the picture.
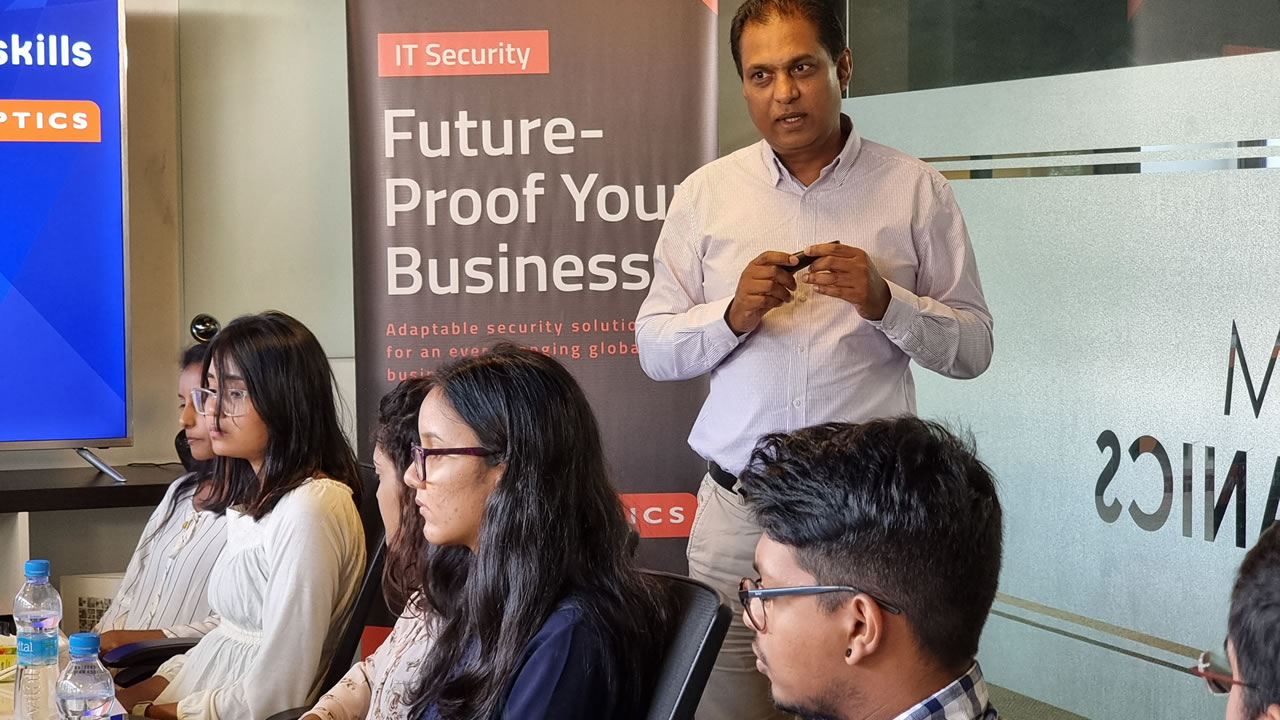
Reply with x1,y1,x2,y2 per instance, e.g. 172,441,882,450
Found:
0,100,100,142
377,31,550,77
620,492,698,538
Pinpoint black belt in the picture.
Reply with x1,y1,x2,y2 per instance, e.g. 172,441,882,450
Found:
709,462,736,493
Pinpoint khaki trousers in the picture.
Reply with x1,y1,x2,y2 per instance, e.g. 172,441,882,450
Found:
686,475,795,720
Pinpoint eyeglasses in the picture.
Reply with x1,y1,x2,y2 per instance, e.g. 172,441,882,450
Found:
409,443,494,479
738,577,902,633
1191,649,1254,696
190,387,250,418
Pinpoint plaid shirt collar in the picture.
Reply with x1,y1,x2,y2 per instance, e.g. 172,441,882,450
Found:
892,661,1000,720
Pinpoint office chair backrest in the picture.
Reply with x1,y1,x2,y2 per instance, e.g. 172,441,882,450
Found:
175,430,196,472
641,570,732,720
354,462,385,560
353,462,398,627
302,463,392,696
316,541,388,694
263,541,393,720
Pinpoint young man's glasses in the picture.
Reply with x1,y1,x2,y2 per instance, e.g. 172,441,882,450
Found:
738,577,902,633
1191,649,1255,696
409,443,494,479
189,387,249,418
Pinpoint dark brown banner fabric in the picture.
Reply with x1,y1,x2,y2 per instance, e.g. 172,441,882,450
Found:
347,0,718,572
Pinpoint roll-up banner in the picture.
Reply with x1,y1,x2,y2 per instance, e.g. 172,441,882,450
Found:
347,0,718,571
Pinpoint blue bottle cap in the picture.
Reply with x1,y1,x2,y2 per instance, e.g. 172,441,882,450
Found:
24,559,50,578
69,633,100,655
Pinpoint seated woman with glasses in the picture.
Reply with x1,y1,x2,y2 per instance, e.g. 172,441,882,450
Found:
96,343,227,653
399,343,672,720
116,311,367,720
302,377,441,720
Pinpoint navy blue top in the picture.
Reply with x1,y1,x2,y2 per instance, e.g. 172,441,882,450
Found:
421,597,618,720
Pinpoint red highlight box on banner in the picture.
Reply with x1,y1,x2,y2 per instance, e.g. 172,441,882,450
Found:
0,100,100,142
378,30,550,77
621,492,697,538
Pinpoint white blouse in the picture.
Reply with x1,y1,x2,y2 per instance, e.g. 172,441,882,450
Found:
96,473,227,638
153,478,366,720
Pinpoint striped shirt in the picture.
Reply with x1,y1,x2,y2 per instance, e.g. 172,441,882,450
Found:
636,115,993,475
95,472,227,637
895,662,1000,720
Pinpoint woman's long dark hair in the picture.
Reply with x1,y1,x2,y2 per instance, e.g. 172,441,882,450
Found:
374,376,434,615
409,343,672,720
201,311,361,519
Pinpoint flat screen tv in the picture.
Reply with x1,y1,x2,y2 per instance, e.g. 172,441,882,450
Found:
0,0,129,450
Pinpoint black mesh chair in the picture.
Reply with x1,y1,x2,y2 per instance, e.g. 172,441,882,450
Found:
301,540,388,697
174,430,197,473
265,569,730,720
641,570,731,720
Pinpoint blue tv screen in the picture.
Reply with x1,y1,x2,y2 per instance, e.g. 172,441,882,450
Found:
0,0,128,448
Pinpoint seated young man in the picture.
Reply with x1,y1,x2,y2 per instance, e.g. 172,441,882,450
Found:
1194,523,1280,720
737,417,1003,720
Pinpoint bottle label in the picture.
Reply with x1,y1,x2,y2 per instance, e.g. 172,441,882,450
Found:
16,634,57,664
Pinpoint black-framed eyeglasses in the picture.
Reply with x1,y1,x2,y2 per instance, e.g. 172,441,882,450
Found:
409,443,494,479
738,577,902,633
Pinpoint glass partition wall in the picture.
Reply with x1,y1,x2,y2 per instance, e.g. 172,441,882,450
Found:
845,2,1280,717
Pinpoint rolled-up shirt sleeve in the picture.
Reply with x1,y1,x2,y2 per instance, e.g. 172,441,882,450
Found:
868,177,993,379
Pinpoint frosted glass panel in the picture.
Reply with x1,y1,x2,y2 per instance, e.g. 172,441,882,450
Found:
844,52,1280,719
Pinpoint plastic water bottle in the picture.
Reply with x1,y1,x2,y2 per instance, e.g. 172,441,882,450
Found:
14,559,62,720
55,634,117,718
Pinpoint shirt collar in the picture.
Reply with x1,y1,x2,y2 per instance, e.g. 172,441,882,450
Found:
892,662,999,720
759,113,863,188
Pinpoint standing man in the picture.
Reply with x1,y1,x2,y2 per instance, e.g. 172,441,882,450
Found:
635,1,993,717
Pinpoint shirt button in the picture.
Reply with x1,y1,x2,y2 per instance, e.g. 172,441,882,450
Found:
796,345,805,354
792,398,803,408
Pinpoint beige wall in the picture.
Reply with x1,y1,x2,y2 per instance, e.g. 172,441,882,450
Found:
176,0,354,360
176,0,358,441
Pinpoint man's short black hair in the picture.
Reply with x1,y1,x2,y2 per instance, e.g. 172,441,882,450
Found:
1230,523,1280,717
730,0,847,78
739,417,1003,671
